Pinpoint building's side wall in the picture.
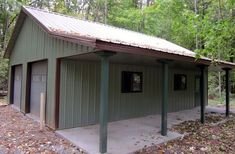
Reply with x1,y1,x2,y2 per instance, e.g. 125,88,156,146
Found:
10,17,93,65
8,17,93,129
59,60,200,129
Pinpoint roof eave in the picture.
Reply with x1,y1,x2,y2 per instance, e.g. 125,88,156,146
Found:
95,40,211,66
96,40,235,69
215,61,235,69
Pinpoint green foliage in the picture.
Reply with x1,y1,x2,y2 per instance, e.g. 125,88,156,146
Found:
108,0,234,61
195,0,235,61
0,57,8,89
0,0,21,90
208,72,225,99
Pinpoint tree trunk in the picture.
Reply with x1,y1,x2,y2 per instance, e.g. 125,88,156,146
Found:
218,0,223,101
85,3,91,20
194,0,198,50
3,13,9,50
104,0,107,24
201,0,205,50
132,0,138,8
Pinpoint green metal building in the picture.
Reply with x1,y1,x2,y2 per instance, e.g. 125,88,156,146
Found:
5,6,235,154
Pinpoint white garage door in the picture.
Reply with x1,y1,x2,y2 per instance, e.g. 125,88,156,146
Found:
13,65,22,109
30,61,47,117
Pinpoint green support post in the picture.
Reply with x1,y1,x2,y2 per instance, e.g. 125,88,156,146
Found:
200,65,206,124
97,51,115,154
161,61,169,136
225,68,231,117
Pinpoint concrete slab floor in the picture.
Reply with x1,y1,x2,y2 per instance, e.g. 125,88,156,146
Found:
56,107,202,154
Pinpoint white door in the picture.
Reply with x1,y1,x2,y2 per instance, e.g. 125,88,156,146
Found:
30,61,47,117
13,65,22,109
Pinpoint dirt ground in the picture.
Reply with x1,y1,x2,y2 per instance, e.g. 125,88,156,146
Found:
0,97,7,106
1,104,235,154
0,105,84,154
136,113,235,154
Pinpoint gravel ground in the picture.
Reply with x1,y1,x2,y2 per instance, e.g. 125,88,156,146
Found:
0,105,85,154
0,97,7,106
135,113,235,154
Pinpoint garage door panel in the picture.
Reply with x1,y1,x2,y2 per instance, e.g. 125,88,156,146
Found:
13,65,22,109
30,61,47,117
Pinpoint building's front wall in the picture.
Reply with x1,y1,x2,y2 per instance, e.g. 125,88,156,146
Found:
8,16,93,129
59,59,202,129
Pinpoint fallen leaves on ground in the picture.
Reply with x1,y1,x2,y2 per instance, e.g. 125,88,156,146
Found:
0,98,7,106
136,113,235,154
0,105,84,154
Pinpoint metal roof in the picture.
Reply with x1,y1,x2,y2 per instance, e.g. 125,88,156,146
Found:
24,6,198,57
4,6,235,68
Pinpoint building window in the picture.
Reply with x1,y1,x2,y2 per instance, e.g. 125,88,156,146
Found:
121,71,143,93
174,74,187,90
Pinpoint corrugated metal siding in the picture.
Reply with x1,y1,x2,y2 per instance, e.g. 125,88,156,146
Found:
59,60,100,128
10,17,93,64
168,69,196,112
59,60,200,129
9,17,94,129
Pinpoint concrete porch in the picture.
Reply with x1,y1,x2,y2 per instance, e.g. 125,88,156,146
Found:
56,107,202,154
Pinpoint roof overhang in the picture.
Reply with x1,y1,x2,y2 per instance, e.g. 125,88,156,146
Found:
4,6,235,70
208,60,235,71
95,40,211,65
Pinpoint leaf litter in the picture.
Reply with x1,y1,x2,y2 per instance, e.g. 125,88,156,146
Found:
136,112,235,154
0,105,85,154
